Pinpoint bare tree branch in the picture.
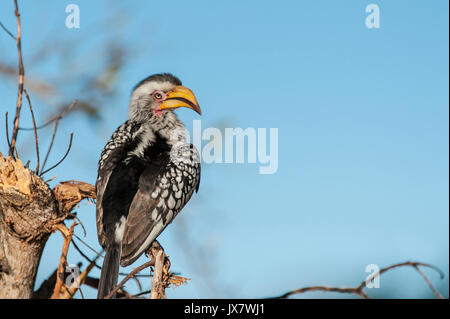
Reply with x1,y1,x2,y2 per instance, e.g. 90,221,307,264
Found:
60,252,101,299
32,268,58,299
412,264,444,299
104,260,155,299
72,234,104,259
50,220,77,299
36,100,77,175
23,88,40,173
20,99,78,131
5,112,11,150
39,132,73,176
0,154,61,298
71,238,102,267
9,0,25,158
40,118,59,174
273,261,445,299
52,180,96,216
150,249,167,299
0,20,16,40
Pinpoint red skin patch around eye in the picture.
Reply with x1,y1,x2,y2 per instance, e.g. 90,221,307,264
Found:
151,91,166,117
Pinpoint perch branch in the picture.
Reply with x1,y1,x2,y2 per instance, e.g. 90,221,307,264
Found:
150,250,166,299
149,243,171,299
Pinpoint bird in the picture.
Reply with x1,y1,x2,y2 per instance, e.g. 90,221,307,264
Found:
95,73,202,299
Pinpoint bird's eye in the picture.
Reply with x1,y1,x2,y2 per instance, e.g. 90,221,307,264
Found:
153,92,163,100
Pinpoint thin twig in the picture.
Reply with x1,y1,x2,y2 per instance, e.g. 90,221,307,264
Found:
104,260,155,299
71,238,149,279
44,175,57,183
71,245,145,289
4,112,19,159
23,88,40,173
9,0,25,158
50,220,77,299
72,234,104,258
123,273,152,278
5,112,11,150
40,118,59,175
40,132,73,176
71,239,102,269
273,261,444,299
78,287,85,299
357,261,444,291
0,20,16,40
60,251,102,299
133,274,143,293
61,285,74,299
275,286,368,299
72,239,129,276
412,265,444,299
81,276,131,299
70,214,86,237
20,99,78,131
132,290,151,298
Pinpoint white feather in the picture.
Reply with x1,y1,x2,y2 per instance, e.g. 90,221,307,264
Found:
126,218,166,263
114,216,127,243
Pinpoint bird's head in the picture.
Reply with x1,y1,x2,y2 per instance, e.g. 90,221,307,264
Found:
128,73,201,122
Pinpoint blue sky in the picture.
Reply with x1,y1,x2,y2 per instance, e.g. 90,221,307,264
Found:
0,0,448,298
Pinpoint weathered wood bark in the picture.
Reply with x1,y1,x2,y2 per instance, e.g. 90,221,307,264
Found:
149,241,170,299
0,153,63,298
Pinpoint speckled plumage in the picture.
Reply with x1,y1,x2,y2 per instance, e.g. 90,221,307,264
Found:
96,73,201,298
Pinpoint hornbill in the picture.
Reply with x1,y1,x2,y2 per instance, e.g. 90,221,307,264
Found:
96,73,201,298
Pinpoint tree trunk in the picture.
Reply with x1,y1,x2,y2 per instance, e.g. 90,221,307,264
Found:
0,153,62,298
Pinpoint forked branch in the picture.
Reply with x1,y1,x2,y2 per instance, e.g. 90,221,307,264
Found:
23,88,40,173
273,261,445,299
50,220,77,299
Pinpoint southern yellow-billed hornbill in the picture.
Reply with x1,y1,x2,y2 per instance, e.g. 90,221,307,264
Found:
96,73,201,298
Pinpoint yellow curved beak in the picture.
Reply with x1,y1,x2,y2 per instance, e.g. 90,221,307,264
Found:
159,86,202,115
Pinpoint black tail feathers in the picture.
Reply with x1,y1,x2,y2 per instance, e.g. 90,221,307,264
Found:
97,243,121,299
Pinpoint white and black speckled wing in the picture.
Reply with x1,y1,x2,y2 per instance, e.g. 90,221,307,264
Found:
96,120,139,247
120,144,201,266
